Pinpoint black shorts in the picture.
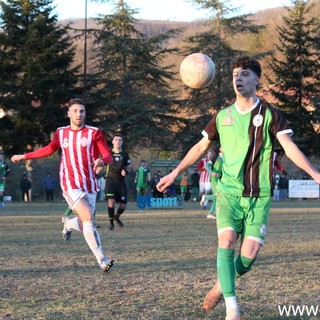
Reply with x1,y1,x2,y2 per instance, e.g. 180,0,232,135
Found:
105,178,127,204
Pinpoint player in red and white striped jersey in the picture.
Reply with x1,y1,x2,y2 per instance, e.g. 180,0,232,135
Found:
11,98,114,272
197,149,215,209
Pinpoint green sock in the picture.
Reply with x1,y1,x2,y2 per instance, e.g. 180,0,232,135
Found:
234,254,256,278
217,247,236,298
64,207,73,217
209,197,216,214
204,194,214,201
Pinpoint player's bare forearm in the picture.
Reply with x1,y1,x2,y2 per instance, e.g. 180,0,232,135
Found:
157,137,211,192
279,134,320,183
175,138,210,174
288,149,320,183
11,155,25,163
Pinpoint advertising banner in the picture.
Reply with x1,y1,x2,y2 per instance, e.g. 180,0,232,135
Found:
288,180,319,198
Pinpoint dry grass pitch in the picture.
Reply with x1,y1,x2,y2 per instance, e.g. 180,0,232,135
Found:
0,200,319,319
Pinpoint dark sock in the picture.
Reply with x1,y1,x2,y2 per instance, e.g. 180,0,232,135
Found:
108,207,115,226
115,207,125,218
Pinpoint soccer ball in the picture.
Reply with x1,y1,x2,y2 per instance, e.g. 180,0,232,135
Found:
180,53,215,89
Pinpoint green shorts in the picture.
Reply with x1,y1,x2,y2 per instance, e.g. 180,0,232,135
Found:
136,183,147,191
180,186,187,192
216,192,271,245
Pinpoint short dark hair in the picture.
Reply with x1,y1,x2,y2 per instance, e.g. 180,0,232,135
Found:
113,133,123,139
68,98,85,108
231,56,261,78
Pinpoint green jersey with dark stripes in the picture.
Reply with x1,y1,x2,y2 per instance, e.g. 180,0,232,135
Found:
202,100,293,197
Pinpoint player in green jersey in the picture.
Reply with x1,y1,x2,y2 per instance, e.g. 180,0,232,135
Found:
0,153,10,208
134,160,151,195
157,56,320,320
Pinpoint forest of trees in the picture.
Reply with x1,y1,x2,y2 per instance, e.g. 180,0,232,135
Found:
0,0,319,159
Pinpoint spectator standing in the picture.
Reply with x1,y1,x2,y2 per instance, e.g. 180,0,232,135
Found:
166,169,176,197
44,172,56,201
273,175,280,201
20,173,32,202
97,176,106,202
278,172,289,200
156,170,164,198
190,169,200,201
179,170,188,200
150,173,161,198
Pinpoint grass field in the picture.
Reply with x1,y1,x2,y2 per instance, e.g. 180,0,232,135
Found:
0,200,319,320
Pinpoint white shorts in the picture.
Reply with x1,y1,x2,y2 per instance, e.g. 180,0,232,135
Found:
199,181,212,194
63,189,97,214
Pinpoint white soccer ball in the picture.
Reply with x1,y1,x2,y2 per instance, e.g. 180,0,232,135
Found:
180,53,215,89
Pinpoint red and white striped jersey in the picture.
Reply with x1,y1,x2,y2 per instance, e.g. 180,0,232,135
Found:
197,157,211,183
25,125,112,193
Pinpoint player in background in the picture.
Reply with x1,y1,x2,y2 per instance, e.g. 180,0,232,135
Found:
273,151,286,175
105,134,131,230
190,169,200,201
200,148,223,219
178,170,188,200
0,153,10,208
157,56,320,320
272,151,287,201
134,160,151,195
197,149,215,209
11,98,114,272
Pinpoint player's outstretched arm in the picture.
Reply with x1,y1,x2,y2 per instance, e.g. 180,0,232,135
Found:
11,155,26,163
157,136,212,192
279,134,320,183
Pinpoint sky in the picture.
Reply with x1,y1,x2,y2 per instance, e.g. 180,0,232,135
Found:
54,0,292,21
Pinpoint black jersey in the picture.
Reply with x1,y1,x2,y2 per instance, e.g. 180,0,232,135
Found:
106,149,131,180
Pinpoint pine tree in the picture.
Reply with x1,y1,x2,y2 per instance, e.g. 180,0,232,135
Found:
86,0,184,152
177,0,265,152
266,0,320,155
0,0,80,154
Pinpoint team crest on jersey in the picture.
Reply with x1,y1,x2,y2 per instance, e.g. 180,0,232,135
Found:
253,114,263,127
115,156,120,161
63,138,69,148
222,116,234,126
80,137,88,147
227,108,233,114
